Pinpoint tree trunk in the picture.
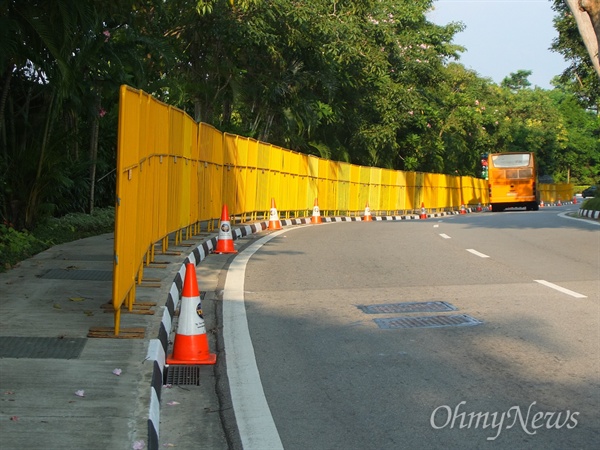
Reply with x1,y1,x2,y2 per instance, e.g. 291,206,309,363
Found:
0,66,13,150
88,96,101,214
65,108,79,161
26,89,55,228
194,98,202,122
565,0,600,78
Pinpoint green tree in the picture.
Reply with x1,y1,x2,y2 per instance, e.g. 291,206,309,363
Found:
160,0,465,168
433,64,499,176
0,0,101,227
551,0,600,111
501,70,533,91
551,90,600,184
0,0,175,229
494,87,564,177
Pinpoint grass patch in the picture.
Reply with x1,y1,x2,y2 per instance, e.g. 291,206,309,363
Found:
0,208,115,272
581,196,600,211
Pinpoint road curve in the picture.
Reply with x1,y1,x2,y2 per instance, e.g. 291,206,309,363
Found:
223,207,599,449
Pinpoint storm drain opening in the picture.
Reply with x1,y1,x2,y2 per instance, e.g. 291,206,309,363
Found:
374,314,483,329
164,365,202,386
0,336,87,359
357,301,457,314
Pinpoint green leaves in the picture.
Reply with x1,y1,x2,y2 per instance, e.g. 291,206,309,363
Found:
0,0,597,231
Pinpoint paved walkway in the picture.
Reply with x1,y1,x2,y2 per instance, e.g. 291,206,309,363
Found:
0,231,231,450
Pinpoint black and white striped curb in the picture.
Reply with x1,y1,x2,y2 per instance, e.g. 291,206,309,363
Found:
144,220,274,449
578,209,600,220
145,236,216,450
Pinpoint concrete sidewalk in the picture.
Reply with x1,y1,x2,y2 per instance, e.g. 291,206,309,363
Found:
0,231,231,450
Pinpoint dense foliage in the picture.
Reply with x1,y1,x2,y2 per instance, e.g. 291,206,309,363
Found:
0,207,114,271
1,0,598,232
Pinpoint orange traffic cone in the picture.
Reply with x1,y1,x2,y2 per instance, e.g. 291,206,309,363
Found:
362,202,372,221
476,202,482,212
420,203,427,219
167,263,216,365
215,204,237,254
268,198,282,230
540,200,544,208
557,198,562,206
573,195,577,204
311,198,322,224
460,204,466,215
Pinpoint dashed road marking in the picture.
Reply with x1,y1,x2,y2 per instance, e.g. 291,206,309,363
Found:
439,233,451,239
534,280,587,298
466,249,490,258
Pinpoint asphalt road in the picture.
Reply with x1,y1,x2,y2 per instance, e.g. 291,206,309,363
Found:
224,206,599,449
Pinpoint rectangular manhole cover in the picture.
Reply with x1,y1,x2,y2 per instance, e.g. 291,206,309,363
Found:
41,269,112,282
374,314,483,329
357,301,457,314
0,336,87,359
165,365,201,386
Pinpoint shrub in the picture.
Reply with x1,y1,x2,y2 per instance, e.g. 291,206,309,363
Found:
0,225,48,271
581,196,600,212
0,208,115,272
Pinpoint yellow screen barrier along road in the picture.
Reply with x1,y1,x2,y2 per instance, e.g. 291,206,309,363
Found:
107,85,572,336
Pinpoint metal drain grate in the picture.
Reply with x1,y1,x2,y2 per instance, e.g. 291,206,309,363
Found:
0,336,87,359
374,314,482,329
357,301,457,314
165,365,201,386
41,269,112,281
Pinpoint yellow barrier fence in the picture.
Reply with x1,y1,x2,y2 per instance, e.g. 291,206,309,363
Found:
110,85,571,335
539,183,574,205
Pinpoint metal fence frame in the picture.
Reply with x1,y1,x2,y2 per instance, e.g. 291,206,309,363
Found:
111,85,572,335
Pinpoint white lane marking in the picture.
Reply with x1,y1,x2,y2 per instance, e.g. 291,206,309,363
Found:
433,224,439,228
466,249,490,258
223,230,286,450
439,233,451,239
534,280,587,298
558,211,600,226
